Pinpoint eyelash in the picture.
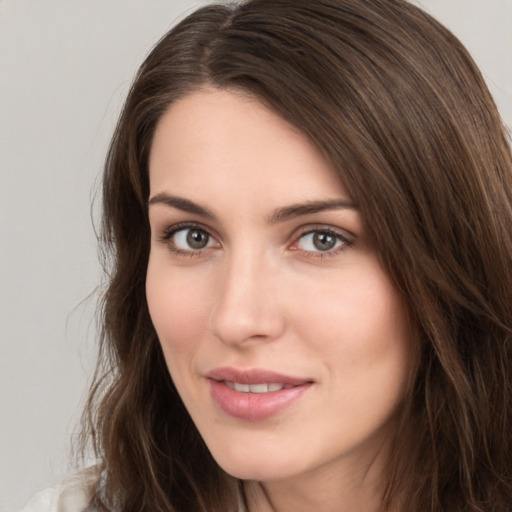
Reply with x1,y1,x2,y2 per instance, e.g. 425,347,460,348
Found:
158,222,354,259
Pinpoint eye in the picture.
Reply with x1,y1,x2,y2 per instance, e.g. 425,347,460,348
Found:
159,223,220,255
174,228,213,250
293,228,351,255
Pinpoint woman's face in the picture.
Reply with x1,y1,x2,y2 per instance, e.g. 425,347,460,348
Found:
146,89,411,489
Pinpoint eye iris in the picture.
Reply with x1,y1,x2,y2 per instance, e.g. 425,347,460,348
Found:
313,232,336,251
186,229,209,249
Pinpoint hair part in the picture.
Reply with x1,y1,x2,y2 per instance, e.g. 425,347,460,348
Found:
81,1,512,510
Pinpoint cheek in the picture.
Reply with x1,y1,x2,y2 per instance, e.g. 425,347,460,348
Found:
296,264,406,340
292,263,411,391
146,260,212,362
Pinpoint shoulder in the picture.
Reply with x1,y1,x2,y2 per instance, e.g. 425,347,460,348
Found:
20,467,100,512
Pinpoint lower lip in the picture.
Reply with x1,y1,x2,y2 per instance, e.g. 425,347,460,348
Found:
208,380,312,421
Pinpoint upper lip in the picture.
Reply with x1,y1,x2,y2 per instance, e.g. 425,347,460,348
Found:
206,367,312,386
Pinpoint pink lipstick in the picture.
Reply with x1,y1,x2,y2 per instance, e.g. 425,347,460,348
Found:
206,367,313,421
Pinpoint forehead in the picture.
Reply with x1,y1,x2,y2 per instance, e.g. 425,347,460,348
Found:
148,89,348,205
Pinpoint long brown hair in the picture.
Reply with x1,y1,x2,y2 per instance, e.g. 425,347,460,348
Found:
82,0,512,510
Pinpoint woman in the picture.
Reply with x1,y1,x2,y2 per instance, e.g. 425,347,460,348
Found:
23,0,512,511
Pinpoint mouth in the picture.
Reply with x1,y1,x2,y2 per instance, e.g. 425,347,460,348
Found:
205,367,313,421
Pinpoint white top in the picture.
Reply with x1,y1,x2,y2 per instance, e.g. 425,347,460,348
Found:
19,468,98,512
20,467,245,512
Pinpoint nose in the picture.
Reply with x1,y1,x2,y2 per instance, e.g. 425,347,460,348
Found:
210,251,286,348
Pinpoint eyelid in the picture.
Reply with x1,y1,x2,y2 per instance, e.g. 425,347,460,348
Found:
292,223,354,241
159,221,218,239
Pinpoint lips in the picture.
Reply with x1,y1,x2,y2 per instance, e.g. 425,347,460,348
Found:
206,367,313,421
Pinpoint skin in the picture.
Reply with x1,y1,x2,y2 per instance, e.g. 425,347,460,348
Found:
146,88,411,512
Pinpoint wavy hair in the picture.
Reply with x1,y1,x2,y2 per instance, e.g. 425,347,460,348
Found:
81,0,512,510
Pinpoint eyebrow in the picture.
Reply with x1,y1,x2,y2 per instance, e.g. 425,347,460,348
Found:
148,193,215,218
267,199,358,224
148,193,357,223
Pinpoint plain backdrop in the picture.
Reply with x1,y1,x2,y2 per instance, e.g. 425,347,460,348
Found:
0,1,510,510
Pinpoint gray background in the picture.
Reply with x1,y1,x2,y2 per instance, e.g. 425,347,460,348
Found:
1,1,510,510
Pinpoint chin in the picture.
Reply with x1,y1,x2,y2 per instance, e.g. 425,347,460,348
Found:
206,441,306,482
218,459,293,482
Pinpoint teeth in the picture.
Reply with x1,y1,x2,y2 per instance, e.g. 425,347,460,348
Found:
250,383,270,393
233,382,251,392
226,382,285,393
